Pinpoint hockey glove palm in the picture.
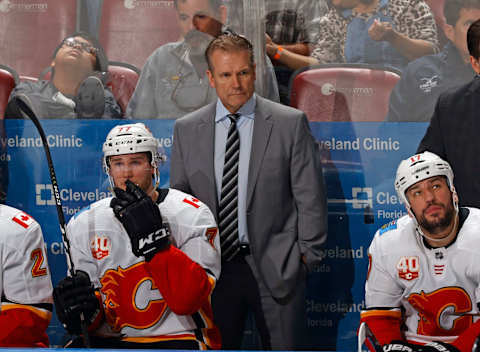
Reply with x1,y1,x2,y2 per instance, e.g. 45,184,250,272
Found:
110,180,169,261
53,270,100,335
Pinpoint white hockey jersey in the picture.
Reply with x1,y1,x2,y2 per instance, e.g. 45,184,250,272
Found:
365,208,480,344
0,204,53,346
66,188,220,343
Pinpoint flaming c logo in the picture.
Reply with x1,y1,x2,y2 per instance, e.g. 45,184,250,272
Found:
408,287,473,336
100,263,168,331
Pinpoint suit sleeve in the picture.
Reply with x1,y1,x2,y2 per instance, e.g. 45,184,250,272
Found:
291,113,328,269
416,96,446,158
170,120,192,194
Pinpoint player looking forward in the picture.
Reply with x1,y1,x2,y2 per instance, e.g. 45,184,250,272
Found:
53,123,221,349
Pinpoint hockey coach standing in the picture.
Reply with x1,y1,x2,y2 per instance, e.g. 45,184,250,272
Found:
360,152,480,352
170,33,327,350
53,123,221,349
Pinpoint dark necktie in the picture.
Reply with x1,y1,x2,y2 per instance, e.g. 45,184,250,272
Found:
218,113,240,261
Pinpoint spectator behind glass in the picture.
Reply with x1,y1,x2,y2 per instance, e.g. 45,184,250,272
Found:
6,31,122,119
224,0,328,104
416,18,480,208
126,0,279,119
386,0,480,122
267,0,439,72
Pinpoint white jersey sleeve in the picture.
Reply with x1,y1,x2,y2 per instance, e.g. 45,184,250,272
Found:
365,220,405,309
0,205,53,306
160,189,220,279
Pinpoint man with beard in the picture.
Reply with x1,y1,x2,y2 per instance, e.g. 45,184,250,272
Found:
359,151,480,352
126,0,279,119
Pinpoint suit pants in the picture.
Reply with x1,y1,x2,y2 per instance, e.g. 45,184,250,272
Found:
212,253,308,350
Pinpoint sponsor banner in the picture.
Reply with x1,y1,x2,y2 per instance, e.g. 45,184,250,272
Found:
3,120,427,349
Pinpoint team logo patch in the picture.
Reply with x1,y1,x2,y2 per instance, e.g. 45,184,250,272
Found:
101,263,167,331
205,227,218,249
408,287,473,335
91,234,111,260
379,220,397,235
12,211,34,229
396,256,419,281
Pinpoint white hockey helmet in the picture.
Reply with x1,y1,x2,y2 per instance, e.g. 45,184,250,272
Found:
394,151,457,213
102,123,165,188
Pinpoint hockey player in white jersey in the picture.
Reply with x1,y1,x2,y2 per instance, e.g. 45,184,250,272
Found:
0,205,53,347
53,123,221,349
360,152,480,352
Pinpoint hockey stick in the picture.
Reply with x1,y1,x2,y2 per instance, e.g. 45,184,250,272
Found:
11,94,91,347
358,322,383,352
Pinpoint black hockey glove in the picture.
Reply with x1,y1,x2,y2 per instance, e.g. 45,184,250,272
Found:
53,270,100,335
383,341,460,352
110,180,170,261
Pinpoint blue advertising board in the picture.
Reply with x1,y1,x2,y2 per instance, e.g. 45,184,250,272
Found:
2,120,428,349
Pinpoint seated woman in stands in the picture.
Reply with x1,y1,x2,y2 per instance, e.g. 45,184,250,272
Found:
266,0,439,72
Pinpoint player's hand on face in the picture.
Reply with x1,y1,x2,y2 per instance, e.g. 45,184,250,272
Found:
53,270,100,335
110,180,170,261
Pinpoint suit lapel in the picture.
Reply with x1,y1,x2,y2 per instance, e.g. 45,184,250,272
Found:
247,97,273,208
197,104,219,216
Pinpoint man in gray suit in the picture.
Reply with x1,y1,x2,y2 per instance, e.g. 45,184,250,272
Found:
170,33,327,350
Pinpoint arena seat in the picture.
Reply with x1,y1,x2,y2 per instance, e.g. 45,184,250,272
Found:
425,0,447,49
0,65,19,119
105,61,141,116
289,64,401,122
98,0,181,70
0,0,76,78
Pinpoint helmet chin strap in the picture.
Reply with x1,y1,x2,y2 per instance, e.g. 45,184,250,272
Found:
415,212,458,246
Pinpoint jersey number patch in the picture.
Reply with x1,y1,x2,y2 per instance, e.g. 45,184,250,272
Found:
30,248,47,277
396,256,419,281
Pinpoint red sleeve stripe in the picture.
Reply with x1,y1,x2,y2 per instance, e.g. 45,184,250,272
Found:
360,308,402,319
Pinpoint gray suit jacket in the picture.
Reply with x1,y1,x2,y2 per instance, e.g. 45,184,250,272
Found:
170,96,327,299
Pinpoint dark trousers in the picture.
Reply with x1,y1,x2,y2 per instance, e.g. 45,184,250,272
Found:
212,255,271,350
212,254,309,350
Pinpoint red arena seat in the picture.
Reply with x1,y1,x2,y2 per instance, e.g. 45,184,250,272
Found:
99,0,181,69
289,64,401,122
105,61,141,116
0,0,76,77
0,65,19,119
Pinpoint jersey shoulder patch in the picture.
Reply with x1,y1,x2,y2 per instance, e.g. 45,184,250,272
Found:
74,205,91,219
11,211,36,229
379,220,397,235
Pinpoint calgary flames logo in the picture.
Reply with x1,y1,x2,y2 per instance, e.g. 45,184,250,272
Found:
408,287,473,336
100,263,168,331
